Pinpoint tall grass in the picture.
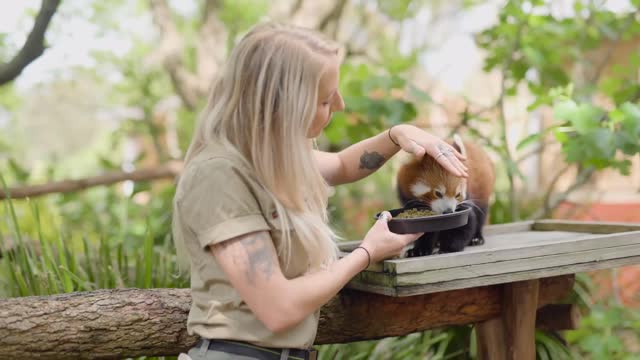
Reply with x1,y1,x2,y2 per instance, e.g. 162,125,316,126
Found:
0,181,187,298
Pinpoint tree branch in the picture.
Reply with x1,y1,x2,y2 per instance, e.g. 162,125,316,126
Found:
515,140,554,165
0,0,61,86
194,0,226,96
0,162,183,200
290,0,305,17
318,0,348,34
148,0,201,110
531,167,595,220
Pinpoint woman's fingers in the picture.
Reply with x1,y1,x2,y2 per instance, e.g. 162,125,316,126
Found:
398,232,423,245
378,211,392,223
433,144,468,177
446,153,469,177
436,154,468,178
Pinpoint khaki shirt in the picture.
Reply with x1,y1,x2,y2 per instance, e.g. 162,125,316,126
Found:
173,141,319,349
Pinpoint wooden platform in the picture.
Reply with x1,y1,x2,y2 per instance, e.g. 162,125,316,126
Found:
338,220,640,297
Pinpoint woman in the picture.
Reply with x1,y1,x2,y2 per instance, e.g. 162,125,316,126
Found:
173,22,467,360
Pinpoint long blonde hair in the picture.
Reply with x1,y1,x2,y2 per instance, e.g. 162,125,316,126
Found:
173,22,340,272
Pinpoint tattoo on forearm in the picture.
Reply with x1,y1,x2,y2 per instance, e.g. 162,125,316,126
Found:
359,151,386,170
239,232,275,285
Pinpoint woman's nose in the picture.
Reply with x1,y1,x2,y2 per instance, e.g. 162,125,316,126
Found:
333,92,345,112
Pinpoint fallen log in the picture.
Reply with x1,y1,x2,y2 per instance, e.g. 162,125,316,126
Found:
0,275,574,359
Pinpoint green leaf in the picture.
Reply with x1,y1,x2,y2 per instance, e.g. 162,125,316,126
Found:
376,0,414,20
408,84,433,104
553,100,578,120
8,158,30,182
552,126,572,143
620,102,640,120
554,101,604,134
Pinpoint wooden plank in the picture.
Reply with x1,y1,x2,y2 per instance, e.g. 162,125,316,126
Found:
350,269,396,289
337,240,363,252
342,280,398,297
396,242,640,285
386,230,640,274
483,220,534,235
503,280,539,360
387,255,640,296
533,219,640,233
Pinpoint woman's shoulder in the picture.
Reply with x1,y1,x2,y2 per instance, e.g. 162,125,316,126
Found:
176,147,265,206
178,156,251,195
183,144,253,182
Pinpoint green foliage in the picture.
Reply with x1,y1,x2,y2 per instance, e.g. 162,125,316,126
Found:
566,303,640,359
323,62,420,145
518,85,640,176
0,179,187,299
466,0,640,220
318,326,473,360
552,99,639,175
535,330,573,360
219,0,269,50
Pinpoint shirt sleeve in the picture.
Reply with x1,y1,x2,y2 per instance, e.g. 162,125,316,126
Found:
176,158,270,249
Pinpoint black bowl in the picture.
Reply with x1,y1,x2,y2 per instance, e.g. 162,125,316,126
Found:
375,204,471,234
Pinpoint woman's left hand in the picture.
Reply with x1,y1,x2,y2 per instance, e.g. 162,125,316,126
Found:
390,124,468,178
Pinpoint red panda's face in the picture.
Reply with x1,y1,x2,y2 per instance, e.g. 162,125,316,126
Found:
409,176,467,214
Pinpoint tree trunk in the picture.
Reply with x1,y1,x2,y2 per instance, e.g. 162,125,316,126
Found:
0,275,574,359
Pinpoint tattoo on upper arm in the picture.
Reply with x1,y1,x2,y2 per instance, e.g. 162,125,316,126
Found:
228,232,275,285
359,151,385,170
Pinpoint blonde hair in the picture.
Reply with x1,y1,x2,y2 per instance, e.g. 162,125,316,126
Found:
173,22,341,272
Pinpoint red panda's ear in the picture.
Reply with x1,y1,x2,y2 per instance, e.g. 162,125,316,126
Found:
452,134,466,157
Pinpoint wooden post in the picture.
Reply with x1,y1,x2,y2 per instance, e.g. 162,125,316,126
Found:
476,279,540,360
503,279,539,359
476,317,506,360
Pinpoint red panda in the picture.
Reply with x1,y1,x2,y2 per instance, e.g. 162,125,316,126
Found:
396,135,496,256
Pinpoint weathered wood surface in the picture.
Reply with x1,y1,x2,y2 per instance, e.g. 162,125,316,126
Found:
342,220,640,296
0,275,574,359
389,255,640,296
532,219,640,233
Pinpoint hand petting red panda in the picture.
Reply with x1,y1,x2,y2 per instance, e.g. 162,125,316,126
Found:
396,134,495,257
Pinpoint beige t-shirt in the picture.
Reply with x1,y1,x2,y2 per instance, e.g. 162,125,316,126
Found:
173,141,319,349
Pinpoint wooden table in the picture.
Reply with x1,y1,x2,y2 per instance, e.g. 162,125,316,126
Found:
338,220,640,360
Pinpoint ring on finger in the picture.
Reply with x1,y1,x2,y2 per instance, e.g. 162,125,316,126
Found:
435,152,447,160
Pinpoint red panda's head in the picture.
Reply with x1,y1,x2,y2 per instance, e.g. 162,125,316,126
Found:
399,154,467,214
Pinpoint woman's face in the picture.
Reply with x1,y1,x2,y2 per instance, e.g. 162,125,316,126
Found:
307,55,345,138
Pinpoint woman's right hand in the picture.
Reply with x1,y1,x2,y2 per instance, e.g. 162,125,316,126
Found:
359,211,423,263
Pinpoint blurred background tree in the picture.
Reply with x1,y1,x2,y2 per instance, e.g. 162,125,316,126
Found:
1,0,639,359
